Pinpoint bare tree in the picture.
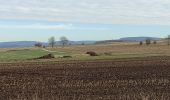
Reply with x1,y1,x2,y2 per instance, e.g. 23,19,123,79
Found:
153,40,157,44
146,38,151,46
60,36,69,47
35,42,42,47
48,36,56,48
167,35,170,45
139,41,143,45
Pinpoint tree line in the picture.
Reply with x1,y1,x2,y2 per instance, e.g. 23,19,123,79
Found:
139,35,170,46
35,36,69,48
35,35,170,48
48,36,69,48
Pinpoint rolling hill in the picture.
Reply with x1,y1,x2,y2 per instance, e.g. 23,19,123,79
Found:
0,37,163,48
0,41,96,48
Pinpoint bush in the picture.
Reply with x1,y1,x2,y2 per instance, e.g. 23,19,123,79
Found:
35,43,42,47
86,51,98,56
153,41,157,44
139,41,143,45
43,45,46,48
37,53,55,59
146,38,151,45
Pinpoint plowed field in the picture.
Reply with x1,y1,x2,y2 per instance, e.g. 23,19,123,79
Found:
1,58,170,100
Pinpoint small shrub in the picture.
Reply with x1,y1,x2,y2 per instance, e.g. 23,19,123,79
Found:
139,41,143,45
86,51,98,56
35,43,43,47
43,45,46,48
153,41,157,44
146,38,151,45
37,53,55,59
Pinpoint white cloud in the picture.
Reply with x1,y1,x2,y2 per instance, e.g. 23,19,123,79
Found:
0,0,170,25
0,23,73,30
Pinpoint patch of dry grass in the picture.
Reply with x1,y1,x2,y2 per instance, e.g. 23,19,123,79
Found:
48,42,170,56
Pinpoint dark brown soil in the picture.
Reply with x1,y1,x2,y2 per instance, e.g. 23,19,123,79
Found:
1,58,170,100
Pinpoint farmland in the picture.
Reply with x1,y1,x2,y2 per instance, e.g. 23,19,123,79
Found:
1,42,170,61
1,0,170,99
0,48,48,61
0,48,70,61
49,42,169,55
1,58,170,99
1,42,170,99
47,42,170,60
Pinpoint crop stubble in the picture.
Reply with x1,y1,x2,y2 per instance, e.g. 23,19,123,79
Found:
0,58,170,100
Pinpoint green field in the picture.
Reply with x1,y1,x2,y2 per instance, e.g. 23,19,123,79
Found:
0,49,48,61
0,48,71,61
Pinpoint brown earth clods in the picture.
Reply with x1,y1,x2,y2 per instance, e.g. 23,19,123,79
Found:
86,51,98,56
36,54,55,59
1,58,170,100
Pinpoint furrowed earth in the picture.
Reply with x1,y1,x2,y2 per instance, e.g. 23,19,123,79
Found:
1,57,170,100
1,42,170,100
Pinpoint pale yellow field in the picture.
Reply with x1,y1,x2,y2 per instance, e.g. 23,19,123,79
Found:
48,41,170,56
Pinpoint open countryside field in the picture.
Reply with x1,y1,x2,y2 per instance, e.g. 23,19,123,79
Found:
1,42,170,99
1,58,170,99
49,42,168,54
0,48,70,61
2,0,170,99
0,41,170,61
47,41,170,60
0,48,48,61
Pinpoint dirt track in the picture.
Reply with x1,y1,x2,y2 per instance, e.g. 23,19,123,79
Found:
1,57,170,100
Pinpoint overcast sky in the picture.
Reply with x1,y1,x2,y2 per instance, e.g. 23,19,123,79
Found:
0,0,170,42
